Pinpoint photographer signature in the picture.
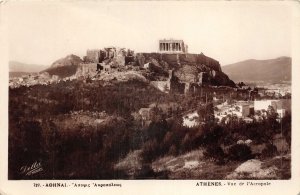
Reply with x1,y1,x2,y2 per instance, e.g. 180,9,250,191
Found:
20,161,43,176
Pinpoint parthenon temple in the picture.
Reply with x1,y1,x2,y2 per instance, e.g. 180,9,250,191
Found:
159,39,188,53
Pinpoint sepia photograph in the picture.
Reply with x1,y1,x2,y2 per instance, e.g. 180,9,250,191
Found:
2,0,296,184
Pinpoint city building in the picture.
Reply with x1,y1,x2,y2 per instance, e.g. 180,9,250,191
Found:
237,104,250,117
254,100,275,111
254,99,291,118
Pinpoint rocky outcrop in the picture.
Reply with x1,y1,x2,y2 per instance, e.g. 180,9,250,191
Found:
40,50,235,88
135,52,235,87
50,54,83,68
225,159,278,179
136,53,221,71
41,54,83,78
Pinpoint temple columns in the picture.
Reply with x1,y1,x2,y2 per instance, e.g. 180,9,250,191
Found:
160,42,184,52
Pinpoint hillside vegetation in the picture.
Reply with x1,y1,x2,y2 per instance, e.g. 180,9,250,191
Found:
9,52,291,179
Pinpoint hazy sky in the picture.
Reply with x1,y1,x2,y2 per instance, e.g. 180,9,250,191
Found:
5,1,293,66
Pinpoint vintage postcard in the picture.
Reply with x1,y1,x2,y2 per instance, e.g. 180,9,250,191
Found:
0,1,299,195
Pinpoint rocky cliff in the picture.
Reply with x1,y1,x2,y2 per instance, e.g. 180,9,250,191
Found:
135,53,235,87
50,54,83,68
41,54,83,78
41,51,235,88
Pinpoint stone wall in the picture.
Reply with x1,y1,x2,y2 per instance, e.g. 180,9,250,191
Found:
84,48,135,65
86,50,101,63
75,63,98,78
135,53,222,72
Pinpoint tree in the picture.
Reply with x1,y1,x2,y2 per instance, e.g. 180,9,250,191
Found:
168,145,178,156
141,139,160,162
146,119,168,142
204,144,225,163
228,144,252,161
237,82,246,88
201,125,224,145
255,110,262,116
265,105,279,143
181,134,192,152
267,105,278,120
197,102,214,123
282,113,291,147
261,144,278,158
149,106,165,122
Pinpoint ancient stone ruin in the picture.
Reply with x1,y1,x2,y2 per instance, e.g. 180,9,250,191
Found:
159,39,188,53
78,40,236,92
83,47,135,66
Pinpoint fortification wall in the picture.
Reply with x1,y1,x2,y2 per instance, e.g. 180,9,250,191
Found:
135,52,221,72
75,63,98,77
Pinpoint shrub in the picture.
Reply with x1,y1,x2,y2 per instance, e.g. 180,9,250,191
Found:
228,144,252,161
181,134,192,152
168,144,178,156
201,125,224,145
261,144,278,158
141,139,160,162
204,145,225,162
134,164,156,179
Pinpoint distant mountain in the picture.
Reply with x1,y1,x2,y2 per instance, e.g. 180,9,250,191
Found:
222,57,291,82
41,54,83,78
9,72,32,78
9,61,46,73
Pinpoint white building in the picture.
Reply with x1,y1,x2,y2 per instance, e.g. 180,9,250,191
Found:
277,109,286,118
254,99,291,118
254,100,276,111
237,104,250,117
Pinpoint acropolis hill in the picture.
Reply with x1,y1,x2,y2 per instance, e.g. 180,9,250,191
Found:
14,39,236,91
